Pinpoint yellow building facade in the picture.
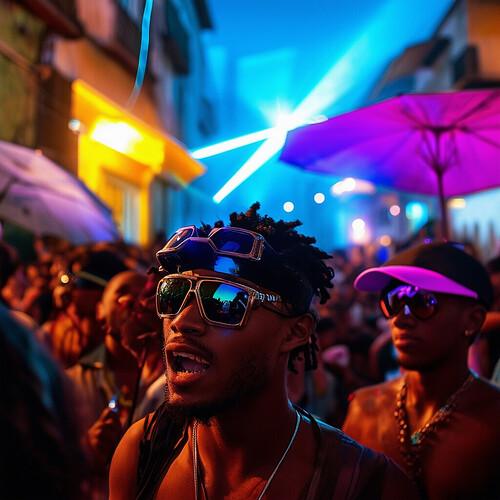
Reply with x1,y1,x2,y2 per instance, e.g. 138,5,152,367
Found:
52,38,205,246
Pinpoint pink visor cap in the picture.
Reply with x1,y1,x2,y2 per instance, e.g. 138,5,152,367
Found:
353,241,494,309
354,265,478,299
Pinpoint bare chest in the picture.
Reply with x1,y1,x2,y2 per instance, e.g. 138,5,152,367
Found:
155,446,194,500
369,411,500,498
154,445,314,500
417,421,500,499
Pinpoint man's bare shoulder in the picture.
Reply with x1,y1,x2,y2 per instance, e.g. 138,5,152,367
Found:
109,416,148,500
465,376,500,421
341,377,402,446
475,375,500,397
348,377,402,413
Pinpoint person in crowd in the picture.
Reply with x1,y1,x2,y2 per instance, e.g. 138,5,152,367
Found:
286,335,336,424
468,254,500,379
492,356,500,386
342,241,500,499
0,302,87,499
120,266,167,419
18,256,53,325
45,248,128,367
1,239,54,348
0,240,21,307
66,270,156,499
109,203,418,499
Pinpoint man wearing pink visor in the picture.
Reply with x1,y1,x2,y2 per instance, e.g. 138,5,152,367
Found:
343,241,500,499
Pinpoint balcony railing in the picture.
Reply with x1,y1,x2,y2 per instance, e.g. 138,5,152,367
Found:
163,1,189,74
114,2,141,61
16,0,81,37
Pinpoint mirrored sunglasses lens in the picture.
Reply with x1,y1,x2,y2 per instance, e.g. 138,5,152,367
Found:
157,278,191,315
199,281,250,325
382,287,436,319
411,292,436,319
166,227,195,249
210,229,255,255
380,297,392,318
383,289,405,317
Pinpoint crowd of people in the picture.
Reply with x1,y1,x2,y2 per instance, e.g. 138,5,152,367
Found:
1,203,499,499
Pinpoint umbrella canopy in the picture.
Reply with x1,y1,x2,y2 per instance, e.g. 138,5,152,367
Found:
280,89,500,239
0,140,120,244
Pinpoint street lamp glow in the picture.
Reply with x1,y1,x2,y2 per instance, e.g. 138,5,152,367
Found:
89,118,164,166
91,120,143,154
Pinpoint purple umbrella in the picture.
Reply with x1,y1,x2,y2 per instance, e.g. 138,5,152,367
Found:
0,140,120,244
280,89,500,239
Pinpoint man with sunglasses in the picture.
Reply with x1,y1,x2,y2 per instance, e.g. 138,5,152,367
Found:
109,203,417,499
342,241,500,499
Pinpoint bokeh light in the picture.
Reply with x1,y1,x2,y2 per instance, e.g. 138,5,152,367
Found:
448,198,466,210
352,218,365,231
351,218,370,244
380,235,392,247
331,177,375,196
405,201,425,220
314,192,325,204
389,204,401,216
283,201,294,212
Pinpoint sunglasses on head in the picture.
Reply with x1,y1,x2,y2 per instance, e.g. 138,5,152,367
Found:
156,274,282,328
159,226,276,262
380,285,438,320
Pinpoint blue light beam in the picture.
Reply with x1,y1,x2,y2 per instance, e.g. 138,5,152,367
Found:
128,0,154,108
212,36,369,203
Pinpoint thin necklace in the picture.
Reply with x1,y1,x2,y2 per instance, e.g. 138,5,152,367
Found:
192,410,301,500
394,371,477,484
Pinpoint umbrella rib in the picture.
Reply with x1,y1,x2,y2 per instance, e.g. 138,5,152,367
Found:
400,91,500,130
7,177,103,207
418,128,446,173
0,177,17,203
460,126,500,150
398,101,429,129
451,91,500,125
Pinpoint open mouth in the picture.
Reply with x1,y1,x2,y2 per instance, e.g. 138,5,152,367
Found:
171,351,210,373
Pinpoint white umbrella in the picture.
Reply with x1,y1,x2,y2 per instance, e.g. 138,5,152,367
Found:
0,140,120,244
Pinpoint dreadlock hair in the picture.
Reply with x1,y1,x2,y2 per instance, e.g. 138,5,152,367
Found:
199,202,335,373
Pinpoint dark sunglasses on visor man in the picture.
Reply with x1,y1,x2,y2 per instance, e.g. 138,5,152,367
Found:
157,226,277,263
380,285,438,320
156,274,282,328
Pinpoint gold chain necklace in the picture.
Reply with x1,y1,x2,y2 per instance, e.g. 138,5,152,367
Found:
192,410,301,500
394,372,477,484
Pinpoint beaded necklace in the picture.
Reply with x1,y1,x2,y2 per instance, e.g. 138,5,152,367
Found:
394,372,477,485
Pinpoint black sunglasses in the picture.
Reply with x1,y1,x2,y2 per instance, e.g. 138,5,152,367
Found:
380,285,438,320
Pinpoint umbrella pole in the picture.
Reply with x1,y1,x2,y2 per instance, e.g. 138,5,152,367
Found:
431,129,450,241
437,170,449,241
